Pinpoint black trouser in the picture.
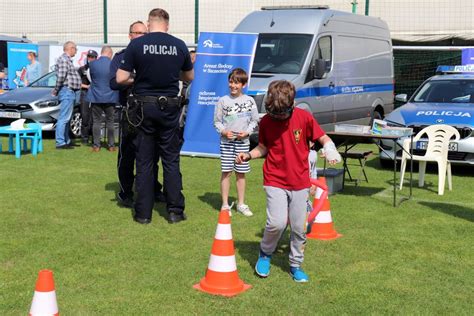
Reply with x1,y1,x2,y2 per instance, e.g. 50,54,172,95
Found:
80,90,92,141
134,100,184,220
91,103,115,148
117,109,162,199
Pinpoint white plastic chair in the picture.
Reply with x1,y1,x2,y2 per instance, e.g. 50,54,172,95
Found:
399,124,460,195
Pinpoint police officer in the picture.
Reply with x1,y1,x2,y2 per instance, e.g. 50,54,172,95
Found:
110,20,165,208
117,8,194,224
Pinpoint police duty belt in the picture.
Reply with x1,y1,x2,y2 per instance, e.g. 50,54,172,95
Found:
134,95,182,109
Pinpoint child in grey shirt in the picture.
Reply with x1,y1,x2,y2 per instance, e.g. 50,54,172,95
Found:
214,68,259,216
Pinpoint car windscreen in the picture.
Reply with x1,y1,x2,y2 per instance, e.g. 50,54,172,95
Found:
29,72,57,88
412,79,474,104
252,34,313,75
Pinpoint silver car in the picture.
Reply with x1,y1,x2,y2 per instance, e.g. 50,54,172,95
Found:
0,71,82,137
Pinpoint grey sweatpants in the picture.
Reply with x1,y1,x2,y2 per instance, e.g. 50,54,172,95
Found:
260,186,309,267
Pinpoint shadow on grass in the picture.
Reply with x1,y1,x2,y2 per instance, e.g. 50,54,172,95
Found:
337,185,385,197
234,229,293,275
104,181,168,221
419,201,474,222
366,158,474,177
198,192,237,211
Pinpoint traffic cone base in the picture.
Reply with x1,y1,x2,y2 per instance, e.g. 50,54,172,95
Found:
194,210,251,296
194,270,251,297
307,182,342,240
29,269,59,316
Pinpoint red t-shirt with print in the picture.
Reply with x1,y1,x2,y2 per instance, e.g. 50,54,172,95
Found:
258,108,325,190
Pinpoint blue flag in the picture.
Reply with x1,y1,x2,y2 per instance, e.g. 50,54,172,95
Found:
181,32,258,157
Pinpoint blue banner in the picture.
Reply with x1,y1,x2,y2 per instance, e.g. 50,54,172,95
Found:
181,32,258,157
462,48,474,65
6,42,39,89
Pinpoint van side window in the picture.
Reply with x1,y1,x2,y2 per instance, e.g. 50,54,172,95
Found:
316,36,332,71
306,36,332,82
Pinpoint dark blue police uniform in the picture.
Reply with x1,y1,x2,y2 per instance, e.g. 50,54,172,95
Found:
110,49,165,206
119,32,193,223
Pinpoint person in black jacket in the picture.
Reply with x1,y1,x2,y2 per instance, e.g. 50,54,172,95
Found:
77,50,98,144
110,20,165,208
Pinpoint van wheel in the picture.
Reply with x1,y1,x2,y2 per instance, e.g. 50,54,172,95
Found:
69,109,82,138
370,109,383,125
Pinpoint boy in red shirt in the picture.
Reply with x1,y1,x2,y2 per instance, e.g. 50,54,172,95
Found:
236,80,340,282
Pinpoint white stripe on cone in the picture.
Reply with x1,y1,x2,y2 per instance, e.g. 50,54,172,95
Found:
314,210,333,223
315,187,324,199
215,223,232,240
208,254,237,272
30,291,58,315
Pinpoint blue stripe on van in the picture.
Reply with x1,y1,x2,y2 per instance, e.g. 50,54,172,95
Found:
248,83,393,98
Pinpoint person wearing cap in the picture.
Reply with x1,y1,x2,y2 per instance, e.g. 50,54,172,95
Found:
25,51,42,86
77,49,98,144
86,45,118,152
116,8,194,224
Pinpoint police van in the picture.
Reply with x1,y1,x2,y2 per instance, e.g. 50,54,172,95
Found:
380,65,474,166
234,5,394,133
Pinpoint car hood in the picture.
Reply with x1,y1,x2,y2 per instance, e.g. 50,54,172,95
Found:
385,102,474,127
247,74,298,95
0,87,54,105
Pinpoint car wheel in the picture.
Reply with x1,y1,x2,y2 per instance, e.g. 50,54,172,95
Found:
69,109,82,138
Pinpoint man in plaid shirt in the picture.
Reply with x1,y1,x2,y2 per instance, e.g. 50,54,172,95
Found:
52,41,81,149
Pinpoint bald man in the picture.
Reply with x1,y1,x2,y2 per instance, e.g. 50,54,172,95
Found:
53,41,82,149
86,45,119,152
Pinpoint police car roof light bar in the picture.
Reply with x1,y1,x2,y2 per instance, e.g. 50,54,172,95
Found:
436,64,474,74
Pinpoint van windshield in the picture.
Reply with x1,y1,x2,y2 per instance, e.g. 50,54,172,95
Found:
252,34,313,75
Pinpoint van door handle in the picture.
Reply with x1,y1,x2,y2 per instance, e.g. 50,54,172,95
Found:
329,82,335,88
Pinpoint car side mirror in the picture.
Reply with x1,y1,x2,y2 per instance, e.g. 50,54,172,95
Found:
312,58,326,79
395,94,408,103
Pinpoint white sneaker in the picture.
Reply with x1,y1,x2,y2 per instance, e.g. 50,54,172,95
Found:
221,202,234,216
237,204,253,217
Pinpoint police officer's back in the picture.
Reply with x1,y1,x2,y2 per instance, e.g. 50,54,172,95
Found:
117,8,194,224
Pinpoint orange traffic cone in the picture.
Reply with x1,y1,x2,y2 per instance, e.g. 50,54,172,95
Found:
307,177,342,240
29,269,59,316
194,210,251,296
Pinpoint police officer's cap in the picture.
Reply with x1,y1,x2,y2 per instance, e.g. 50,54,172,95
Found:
87,50,98,58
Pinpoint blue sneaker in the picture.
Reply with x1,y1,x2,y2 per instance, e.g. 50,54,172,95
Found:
255,252,271,277
290,267,309,283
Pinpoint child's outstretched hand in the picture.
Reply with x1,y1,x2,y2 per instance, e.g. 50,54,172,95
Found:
323,142,342,165
310,185,316,196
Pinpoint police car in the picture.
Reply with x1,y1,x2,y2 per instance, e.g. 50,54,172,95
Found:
379,65,474,166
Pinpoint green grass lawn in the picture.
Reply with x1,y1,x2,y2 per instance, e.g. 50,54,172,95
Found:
1,139,473,314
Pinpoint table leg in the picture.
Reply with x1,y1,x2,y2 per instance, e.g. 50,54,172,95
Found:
410,135,413,198
9,135,14,152
393,139,396,207
15,132,20,158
